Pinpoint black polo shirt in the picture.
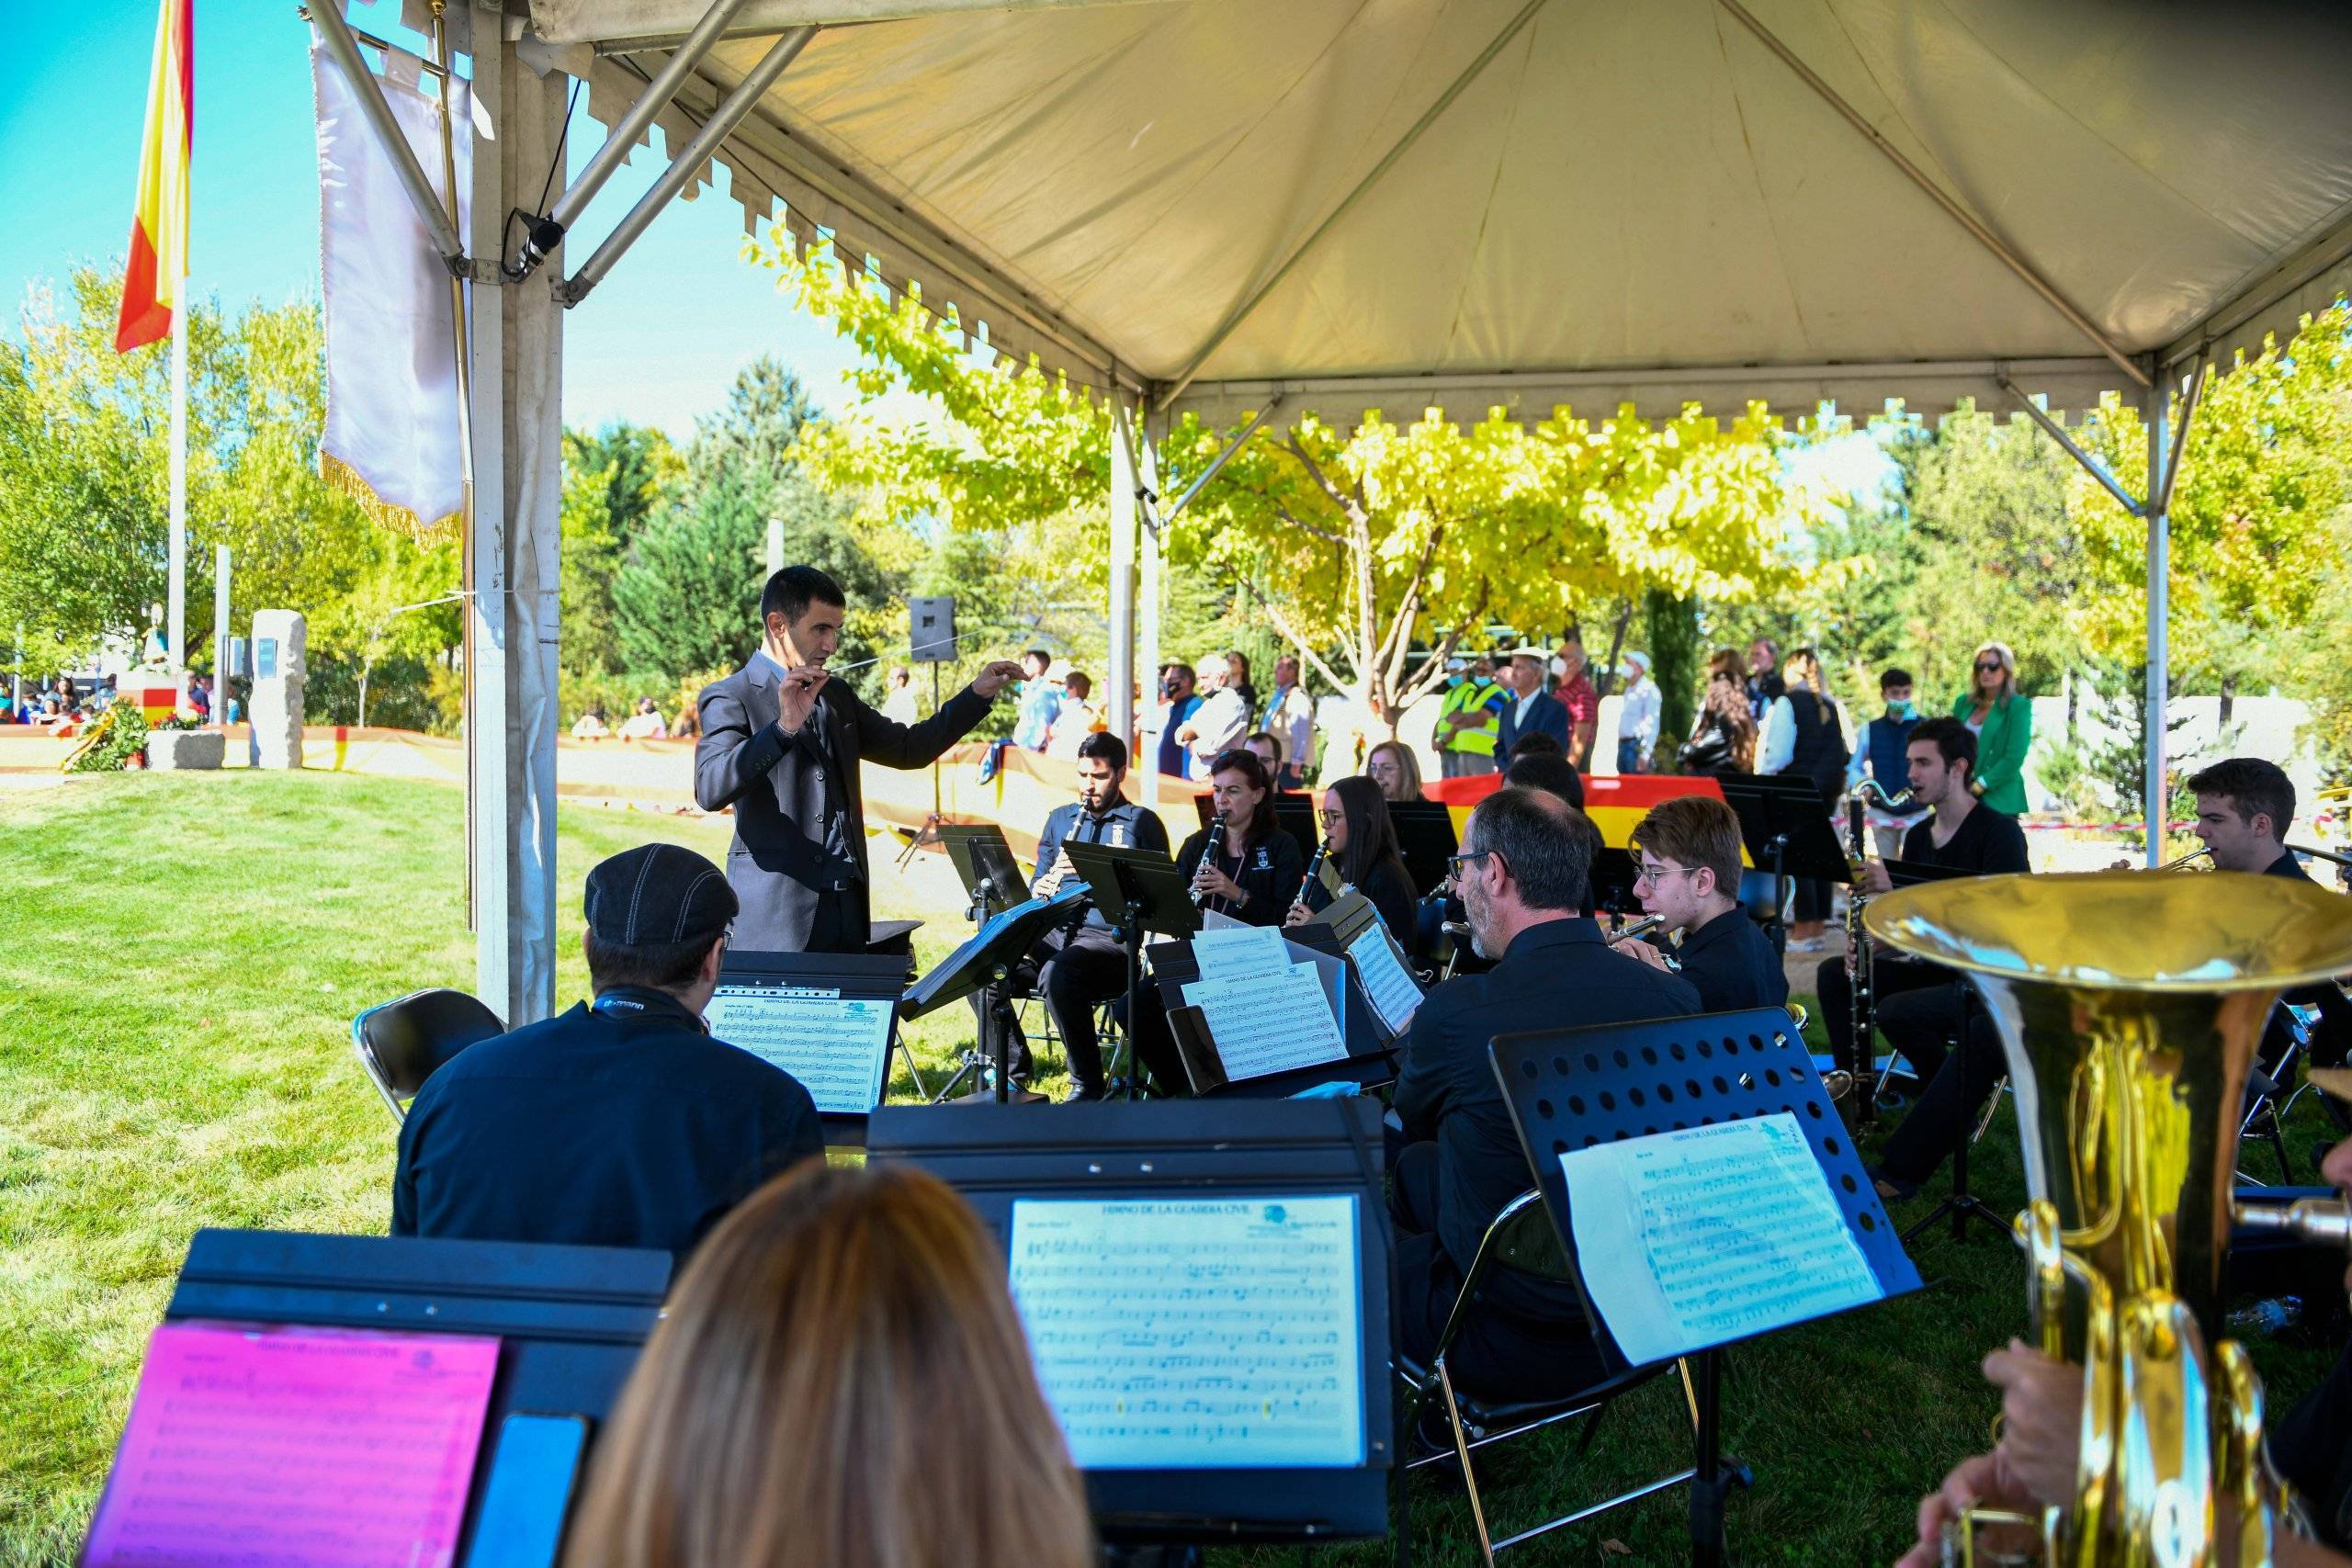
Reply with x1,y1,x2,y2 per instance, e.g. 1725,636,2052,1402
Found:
1672,905,1789,1013
393,987,823,1258
1900,802,2031,874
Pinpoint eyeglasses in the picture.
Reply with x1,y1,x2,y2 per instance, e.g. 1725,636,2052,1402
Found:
1318,809,1345,826
1633,863,1700,888
1445,850,1497,877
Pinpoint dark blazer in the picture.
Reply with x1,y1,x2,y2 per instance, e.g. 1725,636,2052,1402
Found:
695,658,994,951
393,987,821,1258
1496,690,1571,758
1671,906,1788,1013
1396,917,1701,1320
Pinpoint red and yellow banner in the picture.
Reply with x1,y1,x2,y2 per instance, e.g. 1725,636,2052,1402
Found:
116,0,193,354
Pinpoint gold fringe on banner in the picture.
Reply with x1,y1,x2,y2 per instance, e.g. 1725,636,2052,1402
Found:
322,451,462,542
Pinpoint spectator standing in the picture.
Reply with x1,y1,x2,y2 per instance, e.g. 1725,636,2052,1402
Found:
1148,662,1202,779
1758,649,1849,947
1046,671,1102,755
1551,641,1600,768
1847,666,1926,858
880,665,921,725
1614,651,1659,773
1259,655,1317,790
1012,649,1060,751
1432,656,1506,778
1495,650,1570,757
1222,649,1259,713
1745,637,1785,723
1364,739,1426,803
1178,664,1250,777
1955,640,2032,817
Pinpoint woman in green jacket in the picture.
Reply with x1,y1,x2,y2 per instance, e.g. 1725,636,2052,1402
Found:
1953,641,2031,816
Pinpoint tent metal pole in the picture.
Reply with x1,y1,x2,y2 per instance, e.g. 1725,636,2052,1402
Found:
308,0,468,266
2143,373,2171,866
2154,359,2208,518
558,25,816,305
1158,399,1281,527
1996,374,2142,518
1713,0,2147,389
1108,397,1137,765
511,0,758,279
1154,0,1552,412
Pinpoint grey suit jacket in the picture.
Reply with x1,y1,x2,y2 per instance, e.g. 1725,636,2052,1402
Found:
695,659,993,951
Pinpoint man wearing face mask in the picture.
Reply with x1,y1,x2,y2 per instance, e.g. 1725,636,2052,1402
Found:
1845,666,1928,861
1432,656,1507,778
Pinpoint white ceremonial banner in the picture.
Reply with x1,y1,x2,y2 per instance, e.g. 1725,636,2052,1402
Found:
311,39,481,536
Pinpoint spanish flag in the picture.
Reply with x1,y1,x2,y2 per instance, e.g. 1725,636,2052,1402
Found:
116,0,193,355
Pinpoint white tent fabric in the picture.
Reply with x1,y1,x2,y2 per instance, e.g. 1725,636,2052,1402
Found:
538,0,2352,425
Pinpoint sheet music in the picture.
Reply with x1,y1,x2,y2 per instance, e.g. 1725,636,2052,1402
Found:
1182,964,1349,1079
1563,1114,1881,1366
1191,923,1292,978
85,1322,499,1568
706,985,892,1114
1345,925,1422,1036
1009,1195,1364,1469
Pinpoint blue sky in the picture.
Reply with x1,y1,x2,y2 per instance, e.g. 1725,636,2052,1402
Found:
0,1,870,441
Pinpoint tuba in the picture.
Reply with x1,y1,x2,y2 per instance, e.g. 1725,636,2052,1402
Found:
1866,870,2352,1566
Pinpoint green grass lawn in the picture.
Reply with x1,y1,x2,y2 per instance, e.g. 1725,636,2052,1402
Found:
1,771,2338,1565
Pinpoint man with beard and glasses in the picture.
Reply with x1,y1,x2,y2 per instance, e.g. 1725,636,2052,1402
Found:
1390,787,1700,1400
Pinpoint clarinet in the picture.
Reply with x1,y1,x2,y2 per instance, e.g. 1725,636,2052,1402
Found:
1191,815,1227,909
1846,791,1876,1123
1295,842,1329,912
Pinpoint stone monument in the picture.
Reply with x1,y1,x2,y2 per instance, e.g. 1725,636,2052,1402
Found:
250,609,307,770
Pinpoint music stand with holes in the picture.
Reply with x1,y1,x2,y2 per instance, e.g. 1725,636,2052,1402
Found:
903,888,1089,1104
1143,930,1393,1098
937,823,1031,919
1590,847,1642,920
1385,801,1462,898
1487,1008,1920,1568
711,949,915,1145
1716,774,1852,958
1061,841,1201,1099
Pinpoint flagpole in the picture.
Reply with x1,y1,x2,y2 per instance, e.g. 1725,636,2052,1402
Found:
430,0,480,930
168,296,187,682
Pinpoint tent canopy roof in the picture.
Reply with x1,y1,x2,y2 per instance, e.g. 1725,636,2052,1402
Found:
530,0,2352,426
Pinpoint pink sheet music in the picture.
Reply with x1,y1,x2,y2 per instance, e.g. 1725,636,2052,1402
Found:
85,1321,501,1567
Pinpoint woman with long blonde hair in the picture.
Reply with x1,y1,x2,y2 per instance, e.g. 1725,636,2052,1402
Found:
1954,640,2032,817
566,1163,1094,1568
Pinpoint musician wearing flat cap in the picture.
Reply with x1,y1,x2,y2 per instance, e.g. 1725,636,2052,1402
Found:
394,842,823,1258
695,565,1024,953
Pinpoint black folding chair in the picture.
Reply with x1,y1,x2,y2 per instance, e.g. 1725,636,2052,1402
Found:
1396,1190,1704,1564
350,987,503,1123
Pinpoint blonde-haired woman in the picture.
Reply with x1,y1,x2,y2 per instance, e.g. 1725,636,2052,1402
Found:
1364,739,1426,803
1758,648,1850,947
566,1163,1093,1568
1954,641,2031,817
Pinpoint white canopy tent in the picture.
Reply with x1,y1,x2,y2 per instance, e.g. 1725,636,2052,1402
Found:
321,0,2352,1020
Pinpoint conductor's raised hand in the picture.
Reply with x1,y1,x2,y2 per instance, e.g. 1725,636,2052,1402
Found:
775,666,830,735
972,660,1027,699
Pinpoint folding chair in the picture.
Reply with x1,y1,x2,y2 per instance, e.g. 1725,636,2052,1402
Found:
350,987,503,1123
2239,1002,2314,1183
1396,1190,1709,1564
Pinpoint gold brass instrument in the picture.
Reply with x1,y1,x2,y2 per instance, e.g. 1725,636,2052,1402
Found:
1841,779,1913,1122
1866,871,2352,1567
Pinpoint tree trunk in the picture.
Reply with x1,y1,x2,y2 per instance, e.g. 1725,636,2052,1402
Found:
1645,590,1701,753
2218,674,2235,732
1590,598,1634,701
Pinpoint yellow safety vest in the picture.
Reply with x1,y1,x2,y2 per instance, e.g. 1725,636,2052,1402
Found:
1436,679,1502,756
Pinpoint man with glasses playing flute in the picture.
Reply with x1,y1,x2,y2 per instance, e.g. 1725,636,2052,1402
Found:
1615,795,1786,1012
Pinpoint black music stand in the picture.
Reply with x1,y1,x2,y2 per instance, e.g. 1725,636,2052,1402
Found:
1487,1009,1920,1567
1144,929,1392,1097
1716,773,1850,958
1062,840,1201,1100
937,822,1030,919
713,949,915,1145
904,887,1089,1105
142,1228,670,1566
1386,800,1461,897
869,1098,1396,1547
1590,846,1643,920
1290,889,1424,1048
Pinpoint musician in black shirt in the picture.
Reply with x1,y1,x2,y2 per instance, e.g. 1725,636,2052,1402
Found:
1619,795,1786,1010
1285,774,1419,940
1822,717,2030,1196
1175,749,1305,925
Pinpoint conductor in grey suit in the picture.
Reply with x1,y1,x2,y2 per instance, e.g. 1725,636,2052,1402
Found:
695,565,1024,953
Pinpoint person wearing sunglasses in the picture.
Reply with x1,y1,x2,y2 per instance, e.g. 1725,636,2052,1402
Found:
1953,641,2031,817
1283,774,1417,940
1391,788,1700,1403
1618,795,1786,1012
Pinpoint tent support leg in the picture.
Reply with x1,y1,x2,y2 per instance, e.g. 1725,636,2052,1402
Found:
1109,401,1138,761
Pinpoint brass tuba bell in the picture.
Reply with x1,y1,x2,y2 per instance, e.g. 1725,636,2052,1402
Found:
1866,870,2352,1566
